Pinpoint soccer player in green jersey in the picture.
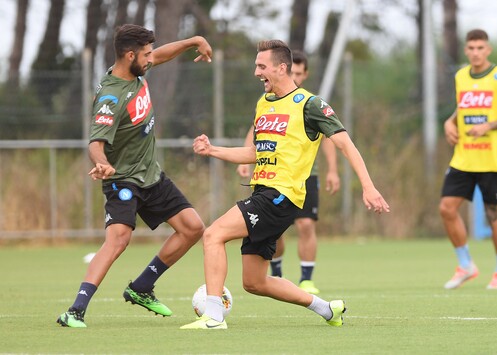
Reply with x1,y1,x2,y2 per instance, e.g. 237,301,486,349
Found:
57,24,212,328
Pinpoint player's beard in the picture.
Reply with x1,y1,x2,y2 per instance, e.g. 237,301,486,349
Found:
130,57,147,77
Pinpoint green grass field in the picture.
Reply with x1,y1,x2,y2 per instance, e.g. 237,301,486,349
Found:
1,237,496,354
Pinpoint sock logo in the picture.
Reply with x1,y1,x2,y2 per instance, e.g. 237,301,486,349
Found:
149,265,158,274
247,212,259,228
78,290,88,296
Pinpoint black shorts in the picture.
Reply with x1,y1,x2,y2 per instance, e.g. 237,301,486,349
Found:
295,175,319,220
103,172,193,230
441,167,497,204
237,186,299,260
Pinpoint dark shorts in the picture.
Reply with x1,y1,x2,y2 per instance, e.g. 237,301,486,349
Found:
237,186,299,260
295,175,319,220
441,167,497,204
103,172,193,230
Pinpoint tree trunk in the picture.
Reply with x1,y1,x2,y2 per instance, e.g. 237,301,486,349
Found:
415,0,423,100
84,0,107,71
443,0,458,66
133,0,149,26
289,0,310,51
31,0,65,71
149,0,188,138
104,0,130,69
7,0,29,88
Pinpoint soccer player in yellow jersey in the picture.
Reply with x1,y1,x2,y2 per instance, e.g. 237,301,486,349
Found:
441,29,497,290
181,40,389,330
236,50,340,294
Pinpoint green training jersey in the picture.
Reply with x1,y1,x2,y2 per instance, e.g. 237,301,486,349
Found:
89,68,161,188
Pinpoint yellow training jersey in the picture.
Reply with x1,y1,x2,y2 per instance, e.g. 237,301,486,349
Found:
249,88,322,208
450,64,497,172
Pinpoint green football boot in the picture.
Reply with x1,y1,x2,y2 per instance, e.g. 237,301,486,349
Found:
57,307,87,328
123,282,172,316
326,300,346,327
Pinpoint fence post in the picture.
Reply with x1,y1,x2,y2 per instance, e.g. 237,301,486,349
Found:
210,49,225,223
82,48,93,232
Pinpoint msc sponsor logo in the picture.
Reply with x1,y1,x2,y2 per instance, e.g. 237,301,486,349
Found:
459,91,493,109
293,93,305,103
464,115,488,125
255,140,277,152
256,157,277,166
252,169,276,180
142,116,155,136
255,114,289,135
127,82,152,125
95,115,114,126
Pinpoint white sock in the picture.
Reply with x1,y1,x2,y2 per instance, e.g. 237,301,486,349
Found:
306,295,332,320
204,295,225,322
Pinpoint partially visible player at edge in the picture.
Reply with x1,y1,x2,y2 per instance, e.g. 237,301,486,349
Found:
441,28,497,290
236,50,340,294
181,39,390,330
56,24,212,328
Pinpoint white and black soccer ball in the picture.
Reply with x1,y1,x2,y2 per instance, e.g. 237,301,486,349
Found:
192,284,233,318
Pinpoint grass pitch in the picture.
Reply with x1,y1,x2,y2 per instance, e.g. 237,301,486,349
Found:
1,237,496,354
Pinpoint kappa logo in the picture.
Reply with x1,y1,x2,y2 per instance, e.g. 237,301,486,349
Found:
105,213,112,223
98,104,114,115
78,290,88,296
244,199,251,205
126,91,134,100
247,212,259,228
148,265,158,274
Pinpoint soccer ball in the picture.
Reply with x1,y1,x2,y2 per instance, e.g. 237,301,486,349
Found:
192,284,233,318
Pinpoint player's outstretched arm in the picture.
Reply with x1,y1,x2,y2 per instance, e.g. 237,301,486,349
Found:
193,134,256,164
329,132,390,214
152,36,212,65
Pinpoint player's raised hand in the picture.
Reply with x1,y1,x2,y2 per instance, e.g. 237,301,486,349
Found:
193,134,212,156
194,37,212,63
362,187,390,214
88,163,115,181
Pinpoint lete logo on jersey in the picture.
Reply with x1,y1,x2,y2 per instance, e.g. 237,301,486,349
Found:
320,99,335,117
459,91,493,109
127,81,152,125
255,114,289,136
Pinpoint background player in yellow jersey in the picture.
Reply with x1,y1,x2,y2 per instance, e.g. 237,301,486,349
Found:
236,50,340,294
181,40,389,330
441,29,497,290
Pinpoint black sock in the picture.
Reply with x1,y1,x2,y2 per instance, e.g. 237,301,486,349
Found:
270,257,283,277
131,255,169,292
71,282,97,311
300,264,315,283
